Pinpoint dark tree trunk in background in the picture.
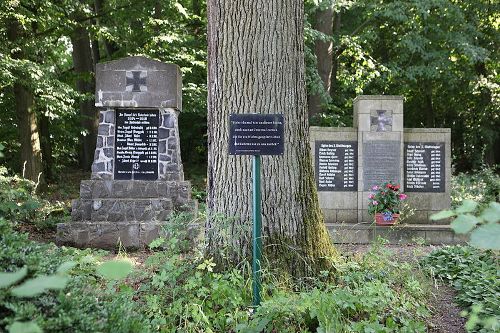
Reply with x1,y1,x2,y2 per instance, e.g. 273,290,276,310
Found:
330,12,341,99
71,24,97,170
39,114,53,181
424,85,435,127
207,0,337,276
94,0,118,58
308,3,333,120
7,20,45,184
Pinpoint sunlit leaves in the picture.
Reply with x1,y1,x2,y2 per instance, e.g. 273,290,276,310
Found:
0,266,27,288
96,260,133,280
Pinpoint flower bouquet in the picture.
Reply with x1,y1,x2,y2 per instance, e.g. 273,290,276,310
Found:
368,181,408,226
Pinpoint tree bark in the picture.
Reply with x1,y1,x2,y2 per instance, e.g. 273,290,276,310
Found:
330,12,341,99
308,4,333,120
71,24,97,170
7,19,44,184
206,0,337,276
39,113,53,181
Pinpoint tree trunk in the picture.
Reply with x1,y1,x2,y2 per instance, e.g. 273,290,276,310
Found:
308,3,333,120
14,84,44,184
7,19,44,184
39,113,53,181
206,0,337,276
423,84,435,127
71,24,97,170
330,12,341,99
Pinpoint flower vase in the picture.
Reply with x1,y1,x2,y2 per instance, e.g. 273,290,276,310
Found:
375,213,400,226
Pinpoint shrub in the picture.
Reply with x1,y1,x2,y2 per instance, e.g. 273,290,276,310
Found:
451,166,500,209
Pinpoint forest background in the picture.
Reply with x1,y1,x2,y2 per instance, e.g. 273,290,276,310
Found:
0,0,498,185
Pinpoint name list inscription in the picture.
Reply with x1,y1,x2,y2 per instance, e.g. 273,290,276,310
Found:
363,141,401,191
315,141,358,191
115,110,158,180
229,114,284,155
404,142,445,192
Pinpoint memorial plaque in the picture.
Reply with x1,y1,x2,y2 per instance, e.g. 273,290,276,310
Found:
115,110,159,180
315,141,357,191
404,142,445,192
229,114,284,155
363,141,401,190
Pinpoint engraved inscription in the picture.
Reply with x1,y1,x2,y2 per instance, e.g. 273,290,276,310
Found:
405,142,445,192
363,141,401,190
115,110,158,180
315,141,358,191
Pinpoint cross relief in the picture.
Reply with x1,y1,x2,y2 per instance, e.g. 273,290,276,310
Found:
126,70,147,92
370,110,392,132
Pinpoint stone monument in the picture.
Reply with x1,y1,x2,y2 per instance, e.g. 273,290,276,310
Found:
57,56,197,248
311,95,463,244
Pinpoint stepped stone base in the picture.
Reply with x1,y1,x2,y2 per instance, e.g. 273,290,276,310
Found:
57,179,198,249
327,223,467,245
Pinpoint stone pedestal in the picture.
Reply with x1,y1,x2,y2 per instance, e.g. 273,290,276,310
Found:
57,56,197,249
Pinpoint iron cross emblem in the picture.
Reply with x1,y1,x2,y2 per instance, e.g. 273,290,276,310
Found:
371,110,392,132
126,71,147,92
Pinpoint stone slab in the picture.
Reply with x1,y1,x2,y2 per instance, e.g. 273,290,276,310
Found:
326,223,466,245
95,56,182,110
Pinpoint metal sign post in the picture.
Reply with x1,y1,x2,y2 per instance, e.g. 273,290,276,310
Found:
252,155,262,306
228,113,284,308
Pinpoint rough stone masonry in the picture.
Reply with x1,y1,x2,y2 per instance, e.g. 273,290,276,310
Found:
57,56,197,249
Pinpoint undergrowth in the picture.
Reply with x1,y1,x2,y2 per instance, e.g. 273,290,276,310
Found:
421,245,499,332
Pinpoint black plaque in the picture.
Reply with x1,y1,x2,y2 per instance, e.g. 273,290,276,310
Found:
114,110,159,180
404,142,445,192
229,114,284,155
363,141,401,190
315,141,357,191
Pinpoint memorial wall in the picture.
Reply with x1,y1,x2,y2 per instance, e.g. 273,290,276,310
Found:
310,96,451,225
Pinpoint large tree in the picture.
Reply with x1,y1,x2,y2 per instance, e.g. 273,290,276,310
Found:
206,0,337,276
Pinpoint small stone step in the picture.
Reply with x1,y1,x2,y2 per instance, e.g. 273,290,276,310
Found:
326,223,467,245
79,180,193,207
57,222,165,249
71,198,173,222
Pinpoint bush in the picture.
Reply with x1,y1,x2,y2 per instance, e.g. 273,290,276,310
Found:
0,219,149,333
0,167,68,230
421,246,500,332
452,166,500,209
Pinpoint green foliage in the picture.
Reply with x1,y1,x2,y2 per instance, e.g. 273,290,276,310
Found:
421,246,500,332
239,240,430,332
451,167,500,208
0,167,69,230
431,200,500,250
0,218,149,333
96,260,133,280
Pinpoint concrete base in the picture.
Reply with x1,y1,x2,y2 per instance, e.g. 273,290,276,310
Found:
327,223,467,245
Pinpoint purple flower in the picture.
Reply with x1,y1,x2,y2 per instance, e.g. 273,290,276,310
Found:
372,185,379,191
372,200,378,205
368,194,375,199
399,194,408,200
383,212,394,221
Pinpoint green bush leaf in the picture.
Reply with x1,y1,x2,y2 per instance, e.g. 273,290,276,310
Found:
11,275,69,297
470,223,500,250
56,261,76,274
455,200,478,214
430,210,455,220
450,214,480,234
9,321,42,333
480,202,500,224
96,260,133,280
0,266,27,289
